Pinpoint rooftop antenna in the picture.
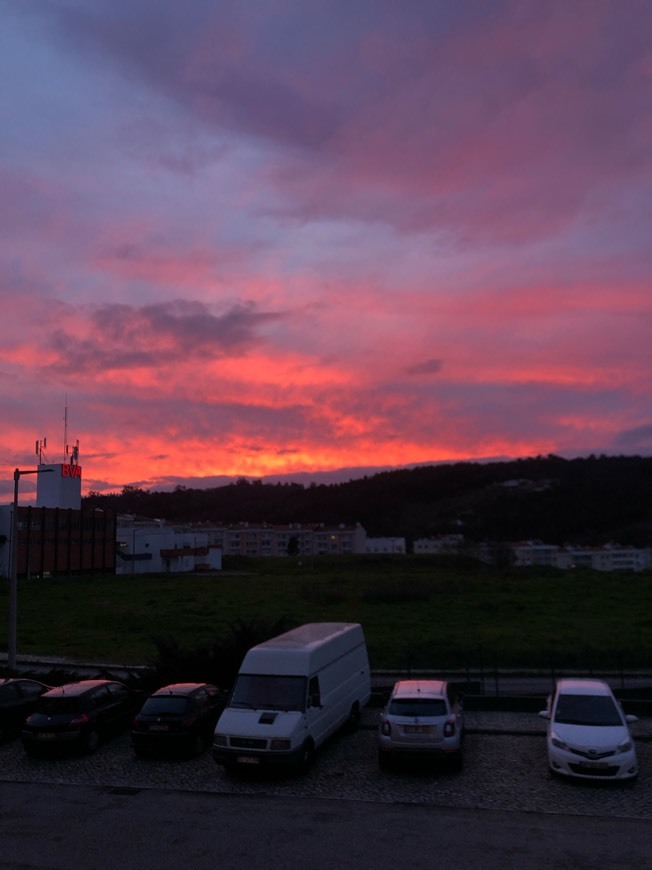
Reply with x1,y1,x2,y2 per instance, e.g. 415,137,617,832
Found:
63,396,79,467
63,397,68,463
35,437,47,465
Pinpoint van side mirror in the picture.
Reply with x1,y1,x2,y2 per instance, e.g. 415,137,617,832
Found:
308,694,321,709
538,710,550,719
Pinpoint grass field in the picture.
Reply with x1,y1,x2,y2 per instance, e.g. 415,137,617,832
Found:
2,556,652,671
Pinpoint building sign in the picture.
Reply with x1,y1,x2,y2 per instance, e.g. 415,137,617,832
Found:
62,464,82,479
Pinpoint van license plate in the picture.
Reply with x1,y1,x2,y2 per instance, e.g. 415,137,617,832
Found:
237,756,260,765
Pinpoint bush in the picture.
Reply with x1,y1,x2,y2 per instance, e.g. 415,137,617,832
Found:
148,616,296,690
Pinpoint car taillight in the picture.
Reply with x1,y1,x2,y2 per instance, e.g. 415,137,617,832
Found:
132,716,143,729
444,720,456,737
68,713,90,728
381,720,391,736
181,716,198,728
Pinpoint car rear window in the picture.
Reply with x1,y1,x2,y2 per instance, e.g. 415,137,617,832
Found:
389,698,448,717
140,697,190,716
36,697,83,715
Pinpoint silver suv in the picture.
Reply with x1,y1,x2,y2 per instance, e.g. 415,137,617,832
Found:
377,679,464,770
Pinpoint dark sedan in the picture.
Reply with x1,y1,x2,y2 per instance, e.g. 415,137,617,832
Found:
22,680,139,755
0,679,51,741
131,682,226,757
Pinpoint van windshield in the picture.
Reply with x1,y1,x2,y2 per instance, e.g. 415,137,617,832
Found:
230,675,307,712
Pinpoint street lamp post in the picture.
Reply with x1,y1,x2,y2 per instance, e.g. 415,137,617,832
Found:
8,466,53,671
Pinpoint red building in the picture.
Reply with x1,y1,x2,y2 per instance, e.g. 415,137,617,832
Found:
12,505,116,578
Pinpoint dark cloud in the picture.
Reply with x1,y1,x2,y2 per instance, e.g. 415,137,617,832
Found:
405,358,443,376
47,299,284,374
613,425,652,450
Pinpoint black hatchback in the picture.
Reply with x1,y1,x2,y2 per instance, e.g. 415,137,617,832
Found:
21,680,138,755
131,683,225,757
0,679,51,742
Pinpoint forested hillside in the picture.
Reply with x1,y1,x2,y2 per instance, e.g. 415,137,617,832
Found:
83,455,652,546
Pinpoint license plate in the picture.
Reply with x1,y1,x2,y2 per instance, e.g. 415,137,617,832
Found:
578,760,609,769
150,725,169,732
405,725,430,734
37,732,56,740
237,755,260,765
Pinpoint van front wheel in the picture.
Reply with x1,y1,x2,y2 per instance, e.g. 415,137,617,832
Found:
297,740,314,774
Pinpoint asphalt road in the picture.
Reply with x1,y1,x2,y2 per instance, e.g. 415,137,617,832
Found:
2,781,652,870
1,710,651,868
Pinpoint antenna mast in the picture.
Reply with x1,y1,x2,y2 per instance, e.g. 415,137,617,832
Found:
35,437,47,465
63,396,68,463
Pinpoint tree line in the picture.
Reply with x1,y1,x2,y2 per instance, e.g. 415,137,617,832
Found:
83,454,652,546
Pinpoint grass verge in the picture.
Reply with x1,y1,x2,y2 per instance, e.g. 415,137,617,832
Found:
2,556,651,671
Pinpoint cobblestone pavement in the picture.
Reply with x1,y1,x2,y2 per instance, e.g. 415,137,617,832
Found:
1,711,651,820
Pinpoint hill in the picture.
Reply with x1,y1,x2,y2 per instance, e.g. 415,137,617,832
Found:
83,454,652,546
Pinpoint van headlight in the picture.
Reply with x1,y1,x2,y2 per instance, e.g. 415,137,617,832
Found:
270,739,291,751
213,734,227,747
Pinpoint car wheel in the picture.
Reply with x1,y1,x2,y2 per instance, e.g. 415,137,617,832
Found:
378,751,391,771
345,702,361,733
83,729,100,754
191,733,207,757
449,749,463,772
297,740,314,774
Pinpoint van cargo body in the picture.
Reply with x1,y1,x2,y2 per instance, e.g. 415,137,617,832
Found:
212,622,371,771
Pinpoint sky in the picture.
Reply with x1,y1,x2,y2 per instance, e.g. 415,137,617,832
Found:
1,0,651,503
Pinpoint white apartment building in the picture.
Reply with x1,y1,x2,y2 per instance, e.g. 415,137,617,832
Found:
555,545,652,573
413,535,465,555
512,541,652,572
206,522,367,557
116,518,367,571
116,516,222,575
366,536,406,554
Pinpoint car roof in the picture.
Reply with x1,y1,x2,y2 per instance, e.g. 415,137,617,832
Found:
43,680,124,697
555,678,613,696
1,678,47,687
151,682,212,696
391,679,447,698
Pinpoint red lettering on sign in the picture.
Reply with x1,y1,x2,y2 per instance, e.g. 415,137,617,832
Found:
62,464,82,479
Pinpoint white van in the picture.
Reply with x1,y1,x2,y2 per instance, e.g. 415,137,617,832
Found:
212,622,371,772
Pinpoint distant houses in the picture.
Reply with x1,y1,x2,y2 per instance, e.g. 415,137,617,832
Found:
115,517,367,574
414,535,652,572
2,501,650,579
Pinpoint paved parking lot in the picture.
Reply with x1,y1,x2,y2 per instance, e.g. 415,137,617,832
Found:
1,710,650,819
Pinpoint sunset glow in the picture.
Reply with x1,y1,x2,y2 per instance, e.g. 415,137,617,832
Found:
1,1,651,503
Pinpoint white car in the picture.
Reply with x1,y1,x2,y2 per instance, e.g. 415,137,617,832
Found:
539,678,638,781
377,679,464,770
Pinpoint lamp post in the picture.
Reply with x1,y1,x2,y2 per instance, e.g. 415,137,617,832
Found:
8,466,53,671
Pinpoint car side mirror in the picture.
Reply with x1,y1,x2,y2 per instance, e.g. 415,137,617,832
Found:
625,714,638,723
538,710,550,719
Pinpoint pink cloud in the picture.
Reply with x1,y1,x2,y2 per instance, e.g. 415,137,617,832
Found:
1,1,651,500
